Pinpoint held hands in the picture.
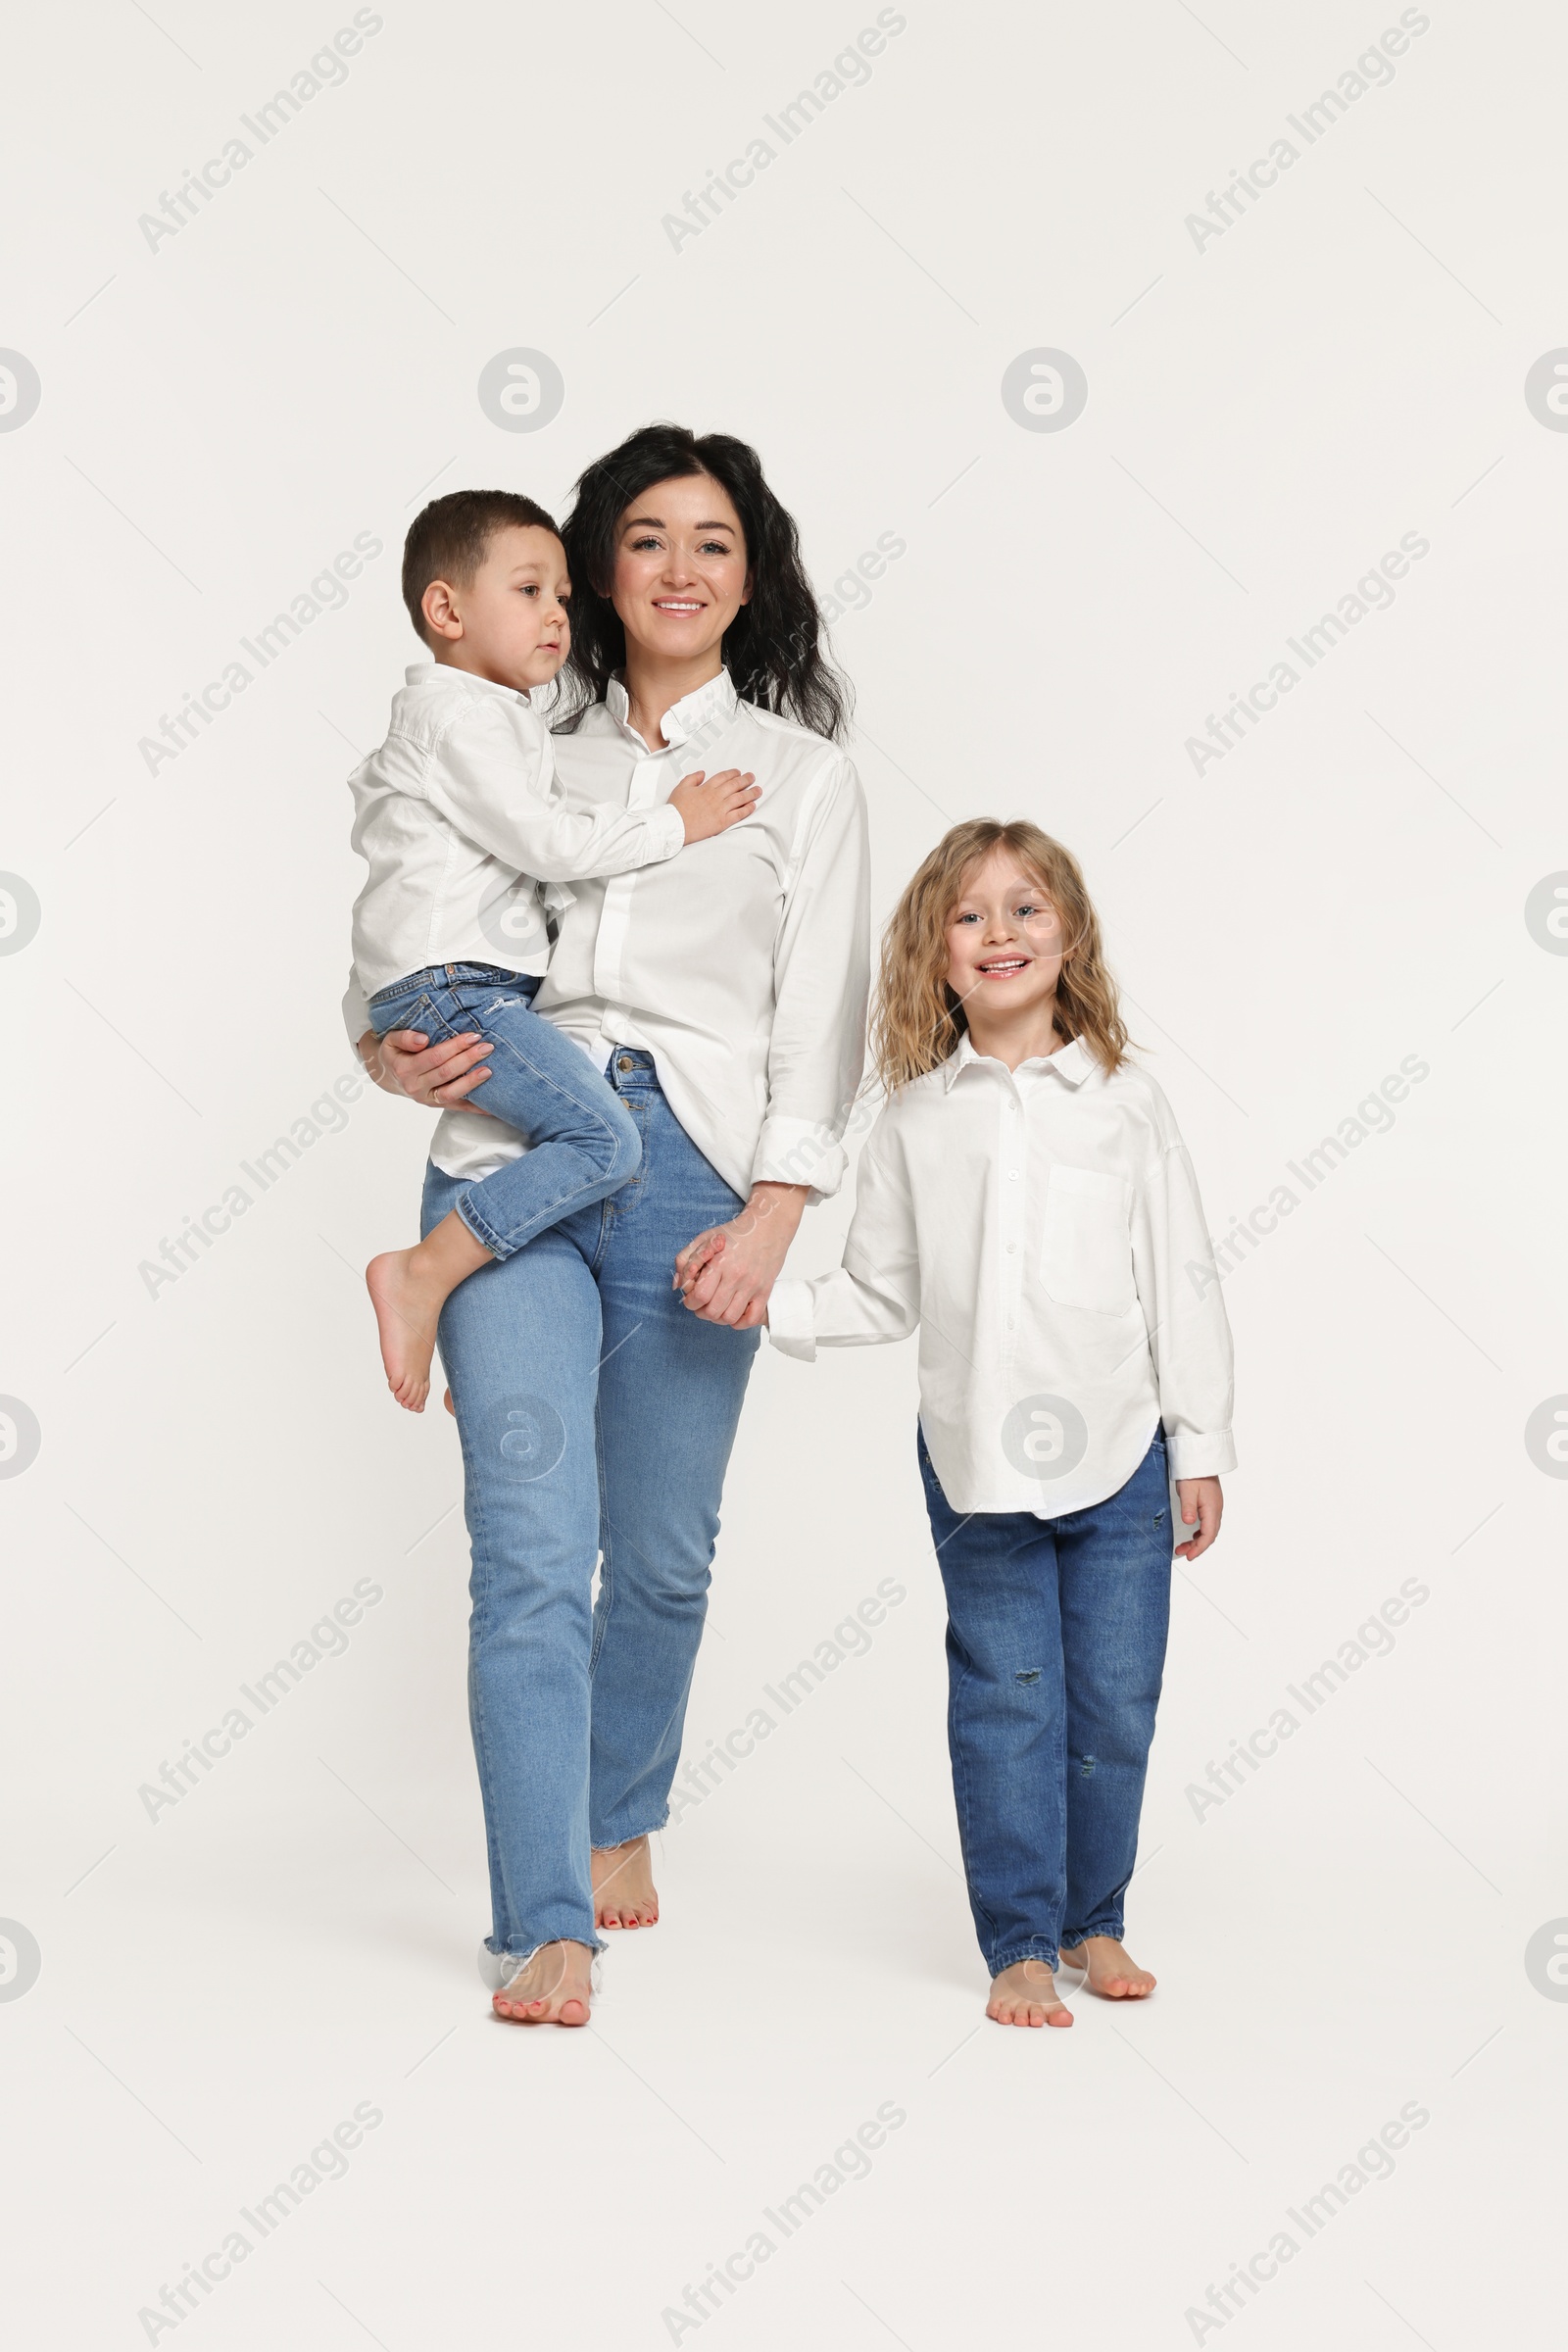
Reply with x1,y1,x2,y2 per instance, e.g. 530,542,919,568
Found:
668,766,760,844
672,1183,808,1327
1175,1477,1224,1562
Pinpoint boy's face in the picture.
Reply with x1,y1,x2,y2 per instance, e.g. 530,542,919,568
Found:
421,524,570,691
944,850,1065,1020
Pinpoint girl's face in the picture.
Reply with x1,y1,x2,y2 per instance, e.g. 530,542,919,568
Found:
944,850,1066,1019
609,473,752,670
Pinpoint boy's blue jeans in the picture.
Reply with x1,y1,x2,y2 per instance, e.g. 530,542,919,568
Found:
368,964,641,1259
917,1423,1173,1979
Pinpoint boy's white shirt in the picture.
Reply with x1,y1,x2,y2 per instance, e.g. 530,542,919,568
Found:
342,667,871,1203
766,1032,1237,1518
347,662,684,999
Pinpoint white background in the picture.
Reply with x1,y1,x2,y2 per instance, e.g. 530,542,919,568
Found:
3,1,1565,2344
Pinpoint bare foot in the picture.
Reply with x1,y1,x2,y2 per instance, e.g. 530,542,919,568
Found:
367,1212,490,1412
366,1249,443,1412
988,1958,1074,2028
492,1940,594,2026
1058,1936,1156,1999
592,1835,659,1929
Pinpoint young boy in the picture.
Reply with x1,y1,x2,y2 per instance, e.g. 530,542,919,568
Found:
352,488,758,1409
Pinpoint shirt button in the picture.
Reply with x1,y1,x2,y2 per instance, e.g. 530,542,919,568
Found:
1006,1242,1016,1253
1007,1170,1020,1180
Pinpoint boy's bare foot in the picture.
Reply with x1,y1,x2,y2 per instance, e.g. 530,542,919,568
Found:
1058,1936,1156,1999
988,1958,1074,2028
367,1211,491,1412
367,1249,441,1411
492,1939,594,2026
592,1834,659,1929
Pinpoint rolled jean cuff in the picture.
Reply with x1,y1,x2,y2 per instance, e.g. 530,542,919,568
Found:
987,1939,1061,1977
454,1186,579,1264
1061,1917,1124,1948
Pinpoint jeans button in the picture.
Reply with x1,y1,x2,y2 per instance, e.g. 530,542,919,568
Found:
617,1056,634,1071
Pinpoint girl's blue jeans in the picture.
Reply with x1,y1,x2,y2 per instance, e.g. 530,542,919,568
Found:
369,963,641,1260
423,1050,760,1961
917,1422,1174,1979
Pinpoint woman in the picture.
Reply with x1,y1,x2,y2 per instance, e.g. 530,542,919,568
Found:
348,425,869,2025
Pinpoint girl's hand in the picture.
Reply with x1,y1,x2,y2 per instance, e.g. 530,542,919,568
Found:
673,1183,808,1329
1174,1477,1223,1562
360,1026,495,1111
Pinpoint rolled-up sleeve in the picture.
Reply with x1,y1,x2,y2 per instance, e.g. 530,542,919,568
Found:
767,1116,920,1358
752,753,870,1199
426,702,684,882
343,968,372,1053
1131,1142,1237,1480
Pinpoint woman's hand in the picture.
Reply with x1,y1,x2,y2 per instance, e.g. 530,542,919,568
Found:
673,1183,808,1328
1174,1477,1224,1562
358,1026,495,1111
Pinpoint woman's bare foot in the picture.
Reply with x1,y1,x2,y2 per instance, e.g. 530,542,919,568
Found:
592,1835,659,1929
1058,1936,1156,1998
492,1940,594,2026
367,1212,491,1412
988,1958,1074,2028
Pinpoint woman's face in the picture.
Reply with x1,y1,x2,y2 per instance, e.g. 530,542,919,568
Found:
608,472,751,669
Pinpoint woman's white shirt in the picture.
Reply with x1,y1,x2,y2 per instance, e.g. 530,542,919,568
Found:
343,669,870,1202
766,1033,1237,1516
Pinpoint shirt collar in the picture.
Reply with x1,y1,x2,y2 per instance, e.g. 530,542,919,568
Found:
605,666,738,751
405,661,529,704
944,1032,1096,1090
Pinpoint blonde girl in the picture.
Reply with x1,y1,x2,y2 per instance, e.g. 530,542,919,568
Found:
740,818,1236,2028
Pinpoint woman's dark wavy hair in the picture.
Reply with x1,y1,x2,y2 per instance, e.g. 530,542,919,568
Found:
556,423,852,742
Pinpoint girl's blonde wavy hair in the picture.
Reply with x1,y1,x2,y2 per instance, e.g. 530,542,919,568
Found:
870,819,1130,1093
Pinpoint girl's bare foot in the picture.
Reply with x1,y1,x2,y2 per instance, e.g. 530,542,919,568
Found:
592,1834,659,1929
988,1958,1074,2028
367,1212,491,1412
492,1940,594,2026
1058,1936,1156,1998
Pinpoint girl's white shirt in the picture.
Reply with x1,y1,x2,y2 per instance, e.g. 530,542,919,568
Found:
766,1032,1237,1517
343,667,870,1203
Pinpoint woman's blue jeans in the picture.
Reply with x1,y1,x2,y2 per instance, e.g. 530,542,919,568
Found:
371,964,641,1260
424,1050,760,1961
917,1423,1173,1978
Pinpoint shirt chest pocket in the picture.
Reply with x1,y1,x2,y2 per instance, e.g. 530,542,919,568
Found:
1039,1164,1136,1315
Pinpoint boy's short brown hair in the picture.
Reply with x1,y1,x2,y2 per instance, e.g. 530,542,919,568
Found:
401,489,562,644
